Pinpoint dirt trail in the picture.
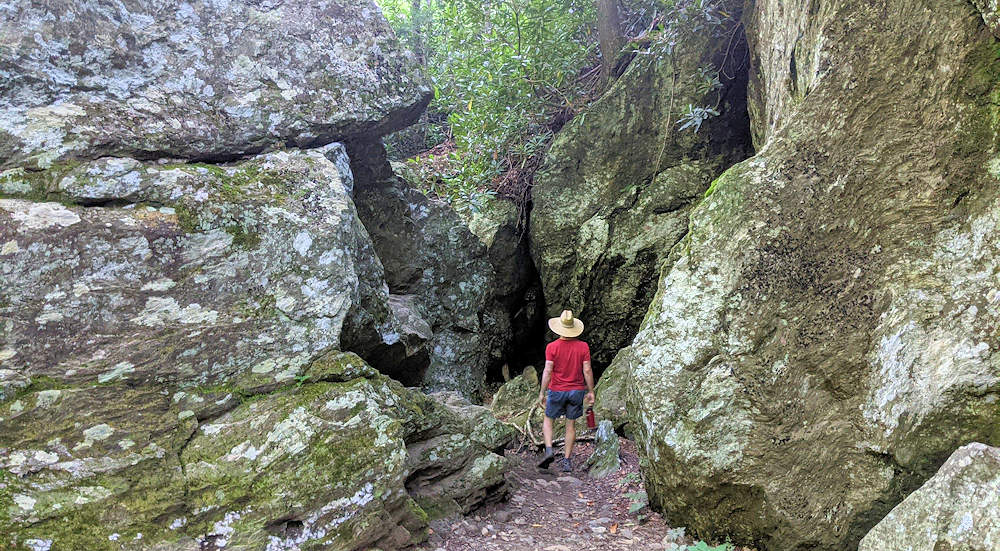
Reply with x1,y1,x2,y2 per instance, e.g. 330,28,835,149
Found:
417,439,692,551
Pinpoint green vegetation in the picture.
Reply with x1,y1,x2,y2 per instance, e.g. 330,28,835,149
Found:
377,0,739,210
378,0,603,210
686,542,733,551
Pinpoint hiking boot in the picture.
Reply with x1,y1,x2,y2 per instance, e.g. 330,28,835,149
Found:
560,457,572,472
537,449,555,469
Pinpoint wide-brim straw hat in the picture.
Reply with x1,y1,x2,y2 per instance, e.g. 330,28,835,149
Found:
548,309,584,338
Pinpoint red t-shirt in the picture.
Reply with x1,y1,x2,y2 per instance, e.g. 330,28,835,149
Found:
545,338,590,391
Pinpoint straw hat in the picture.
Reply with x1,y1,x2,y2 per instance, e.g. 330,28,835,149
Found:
548,309,584,338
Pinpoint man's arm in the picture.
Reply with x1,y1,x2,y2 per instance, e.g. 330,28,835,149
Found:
583,360,595,405
538,360,554,408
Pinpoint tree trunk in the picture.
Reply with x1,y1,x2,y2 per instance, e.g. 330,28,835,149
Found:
411,0,424,65
597,0,624,88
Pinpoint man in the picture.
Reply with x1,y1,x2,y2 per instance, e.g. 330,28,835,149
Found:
537,309,595,472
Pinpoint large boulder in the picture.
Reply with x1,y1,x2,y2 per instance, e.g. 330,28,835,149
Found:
3,351,510,550
459,196,546,370
351,175,501,395
620,1,1000,549
529,9,751,365
0,147,426,396
0,0,431,170
859,443,1000,551
350,151,544,397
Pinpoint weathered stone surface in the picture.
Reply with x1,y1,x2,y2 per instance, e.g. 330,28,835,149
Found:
1,384,196,550
429,390,517,452
586,420,621,479
491,366,541,429
460,196,546,370
529,18,751,365
3,351,510,550
352,175,498,394
859,443,1000,551
593,348,632,432
0,147,424,396
623,1,1000,549
0,0,431,170
973,0,1000,39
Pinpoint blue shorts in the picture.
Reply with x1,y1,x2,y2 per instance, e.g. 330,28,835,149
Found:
545,389,586,420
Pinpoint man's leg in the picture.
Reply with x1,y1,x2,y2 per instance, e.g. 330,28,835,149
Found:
564,419,576,458
538,391,561,469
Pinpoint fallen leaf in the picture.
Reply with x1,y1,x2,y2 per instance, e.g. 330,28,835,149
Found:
610,523,618,534
578,492,584,498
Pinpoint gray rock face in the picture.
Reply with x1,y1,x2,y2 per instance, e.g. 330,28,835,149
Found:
529,18,751,365
973,0,1000,38
859,443,1000,551
351,171,542,397
0,0,431,170
586,420,621,479
352,176,498,395
3,351,510,550
620,0,1000,549
0,146,416,397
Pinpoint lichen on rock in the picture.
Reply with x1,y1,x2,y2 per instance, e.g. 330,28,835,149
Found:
3,353,511,550
529,8,751,365
620,1,1000,549
0,0,431,170
859,443,1000,551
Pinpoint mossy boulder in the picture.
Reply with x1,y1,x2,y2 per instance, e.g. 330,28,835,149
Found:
428,391,517,452
585,420,622,479
859,443,1000,551
0,147,426,397
593,348,631,433
3,352,510,550
621,1,1000,549
491,367,541,428
1,385,196,550
529,9,751,365
0,0,430,170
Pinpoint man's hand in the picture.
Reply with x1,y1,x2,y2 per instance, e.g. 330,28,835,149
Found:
585,392,595,406
538,392,547,409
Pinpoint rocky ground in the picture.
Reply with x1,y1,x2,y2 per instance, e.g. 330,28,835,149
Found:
419,438,750,551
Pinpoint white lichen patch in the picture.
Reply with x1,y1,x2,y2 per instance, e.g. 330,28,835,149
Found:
35,389,62,408
201,423,226,436
34,311,65,325
293,231,313,256
7,201,81,229
203,508,250,548
258,406,317,466
24,539,52,551
34,450,59,465
0,348,16,362
140,278,177,291
72,485,113,505
14,494,36,511
223,441,261,462
169,517,188,530
74,423,115,450
131,296,219,326
98,361,135,383
1,239,18,254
